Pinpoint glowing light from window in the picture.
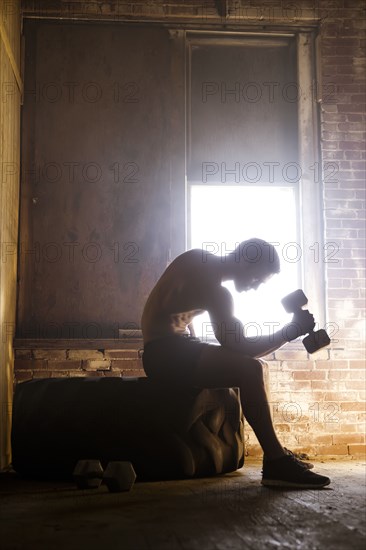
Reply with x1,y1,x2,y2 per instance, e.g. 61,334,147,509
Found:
189,185,300,338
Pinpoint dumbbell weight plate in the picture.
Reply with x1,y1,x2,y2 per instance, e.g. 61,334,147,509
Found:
103,461,136,492
303,330,331,354
73,459,104,489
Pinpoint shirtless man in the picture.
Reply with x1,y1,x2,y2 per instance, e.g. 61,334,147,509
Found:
141,238,330,489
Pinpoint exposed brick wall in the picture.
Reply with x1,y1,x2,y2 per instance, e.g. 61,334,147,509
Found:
245,349,365,459
17,0,365,459
317,0,365,457
14,345,146,389
321,1,365,362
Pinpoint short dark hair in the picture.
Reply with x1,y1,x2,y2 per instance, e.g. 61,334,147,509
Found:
230,238,280,274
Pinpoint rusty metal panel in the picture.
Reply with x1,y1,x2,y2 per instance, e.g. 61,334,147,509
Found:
18,22,173,338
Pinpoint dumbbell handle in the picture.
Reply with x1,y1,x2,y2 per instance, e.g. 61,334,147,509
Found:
281,290,330,353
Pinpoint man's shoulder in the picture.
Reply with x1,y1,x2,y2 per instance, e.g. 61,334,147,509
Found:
174,248,216,266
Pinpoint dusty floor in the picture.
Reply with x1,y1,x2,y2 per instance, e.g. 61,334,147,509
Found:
0,459,365,550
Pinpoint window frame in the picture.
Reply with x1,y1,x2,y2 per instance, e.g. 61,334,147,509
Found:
180,29,325,327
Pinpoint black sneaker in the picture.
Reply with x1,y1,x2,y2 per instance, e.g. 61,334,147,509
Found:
283,448,314,469
263,448,314,470
262,454,330,489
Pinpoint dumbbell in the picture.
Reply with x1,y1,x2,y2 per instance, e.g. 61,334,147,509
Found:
281,289,330,354
73,459,136,492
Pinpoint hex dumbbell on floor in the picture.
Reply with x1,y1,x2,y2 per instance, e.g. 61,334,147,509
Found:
73,459,104,489
281,289,331,354
73,459,136,492
103,461,136,492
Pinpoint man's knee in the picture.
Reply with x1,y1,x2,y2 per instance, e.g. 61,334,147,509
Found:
243,357,265,380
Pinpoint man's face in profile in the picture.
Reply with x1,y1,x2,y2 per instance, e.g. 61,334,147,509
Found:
233,266,274,293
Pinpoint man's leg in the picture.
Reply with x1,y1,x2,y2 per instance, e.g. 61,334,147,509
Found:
194,346,286,461
194,345,331,488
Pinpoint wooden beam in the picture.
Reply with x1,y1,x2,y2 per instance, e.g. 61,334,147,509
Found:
0,15,23,94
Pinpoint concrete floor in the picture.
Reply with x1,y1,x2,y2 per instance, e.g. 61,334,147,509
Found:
0,459,365,550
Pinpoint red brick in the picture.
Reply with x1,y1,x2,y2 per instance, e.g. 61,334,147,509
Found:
311,381,345,390
328,370,350,381
292,381,312,391
246,445,262,457
321,140,338,149
32,371,52,379
338,104,366,112
321,122,339,132
326,268,360,278
47,360,82,370
33,349,67,360
14,372,33,382
325,189,356,199
14,359,46,370
349,360,366,369
322,112,347,122
274,350,309,361
103,371,122,378
77,371,104,377
340,424,359,433
308,349,329,361
322,130,343,141
305,435,333,445
68,350,104,360
111,359,143,370
322,151,345,160
290,445,317,457
324,391,358,401
316,444,349,455
293,371,327,380
83,359,111,371
14,350,32,359
339,141,364,150
322,36,358,47
51,371,69,378
322,22,342,35
316,360,348,369
325,56,354,66
289,423,310,433
281,360,316,370
345,150,362,159
348,444,366,456
121,370,146,378
333,434,365,445
349,370,366,380
345,381,365,390
336,46,364,56
273,423,290,433
327,278,350,288
104,349,139,359
339,123,366,133
340,402,366,411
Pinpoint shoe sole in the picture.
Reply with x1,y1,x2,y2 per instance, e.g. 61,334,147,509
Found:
261,478,331,489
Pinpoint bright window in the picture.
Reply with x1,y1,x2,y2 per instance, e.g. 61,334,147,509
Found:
189,185,300,339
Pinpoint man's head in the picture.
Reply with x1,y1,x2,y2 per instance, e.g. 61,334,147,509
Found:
227,238,281,292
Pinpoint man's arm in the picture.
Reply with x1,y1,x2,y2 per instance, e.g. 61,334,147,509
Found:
207,287,313,358
188,322,196,337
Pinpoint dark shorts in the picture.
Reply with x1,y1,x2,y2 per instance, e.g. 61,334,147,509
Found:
142,335,211,385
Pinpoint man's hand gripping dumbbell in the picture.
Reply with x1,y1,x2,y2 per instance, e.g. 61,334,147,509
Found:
282,289,331,354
